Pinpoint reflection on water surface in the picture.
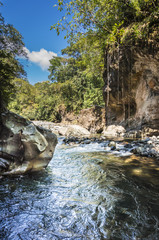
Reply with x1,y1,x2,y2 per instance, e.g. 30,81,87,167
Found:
0,138,159,240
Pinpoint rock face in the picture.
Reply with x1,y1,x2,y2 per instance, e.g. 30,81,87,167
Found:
33,48,159,139
103,46,159,133
133,51,159,129
62,106,105,134
0,110,57,175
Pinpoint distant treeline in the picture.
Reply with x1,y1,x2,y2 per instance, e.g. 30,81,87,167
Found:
9,78,103,122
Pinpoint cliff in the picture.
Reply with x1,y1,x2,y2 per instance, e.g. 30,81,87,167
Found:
104,45,159,131
60,45,159,137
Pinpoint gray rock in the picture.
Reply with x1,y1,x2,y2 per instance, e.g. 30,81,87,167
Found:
124,143,132,149
33,121,90,138
103,125,125,138
108,141,116,147
0,110,57,175
64,125,90,137
108,141,116,150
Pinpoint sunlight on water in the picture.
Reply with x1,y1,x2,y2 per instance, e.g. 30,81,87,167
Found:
0,138,159,239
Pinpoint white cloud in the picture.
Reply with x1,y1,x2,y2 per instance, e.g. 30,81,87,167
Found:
24,47,57,71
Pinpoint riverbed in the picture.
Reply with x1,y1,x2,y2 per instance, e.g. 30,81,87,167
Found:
0,137,159,240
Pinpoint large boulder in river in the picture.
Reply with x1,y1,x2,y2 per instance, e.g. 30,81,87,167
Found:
0,110,57,175
103,125,126,138
58,124,90,137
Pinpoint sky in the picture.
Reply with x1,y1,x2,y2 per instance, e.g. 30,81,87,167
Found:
1,0,67,84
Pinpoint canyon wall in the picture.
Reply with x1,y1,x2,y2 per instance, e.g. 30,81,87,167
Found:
62,46,159,135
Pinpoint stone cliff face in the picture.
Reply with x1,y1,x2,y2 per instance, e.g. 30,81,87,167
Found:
61,46,159,135
133,52,159,129
103,46,159,133
0,109,57,175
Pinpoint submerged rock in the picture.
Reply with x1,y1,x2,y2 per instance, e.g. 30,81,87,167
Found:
0,110,57,175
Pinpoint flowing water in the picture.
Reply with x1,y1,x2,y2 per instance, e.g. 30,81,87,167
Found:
0,138,159,240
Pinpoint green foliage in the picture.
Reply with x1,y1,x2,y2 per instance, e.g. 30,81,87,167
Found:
8,78,36,119
52,0,159,46
0,6,26,108
8,0,159,123
48,56,78,83
9,62,104,122
50,0,159,124
47,32,104,119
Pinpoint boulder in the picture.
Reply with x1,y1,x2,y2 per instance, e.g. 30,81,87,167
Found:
33,121,90,137
102,125,126,138
0,110,57,175
64,125,90,137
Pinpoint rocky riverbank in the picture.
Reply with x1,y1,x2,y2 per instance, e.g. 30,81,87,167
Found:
62,135,159,160
33,121,159,160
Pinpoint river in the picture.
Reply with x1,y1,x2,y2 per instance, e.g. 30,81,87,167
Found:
0,137,159,240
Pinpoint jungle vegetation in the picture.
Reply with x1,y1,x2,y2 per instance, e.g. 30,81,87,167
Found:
0,1,26,110
1,0,159,122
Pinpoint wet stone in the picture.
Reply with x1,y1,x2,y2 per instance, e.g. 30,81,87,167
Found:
124,143,132,149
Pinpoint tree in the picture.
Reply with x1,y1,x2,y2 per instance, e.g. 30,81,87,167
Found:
0,3,26,109
52,0,159,44
48,36,104,112
52,0,159,124
48,56,77,83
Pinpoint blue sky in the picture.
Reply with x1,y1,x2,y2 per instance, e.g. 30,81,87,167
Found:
1,0,67,84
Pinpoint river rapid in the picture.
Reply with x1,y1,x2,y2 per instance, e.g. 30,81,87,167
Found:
0,137,159,240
